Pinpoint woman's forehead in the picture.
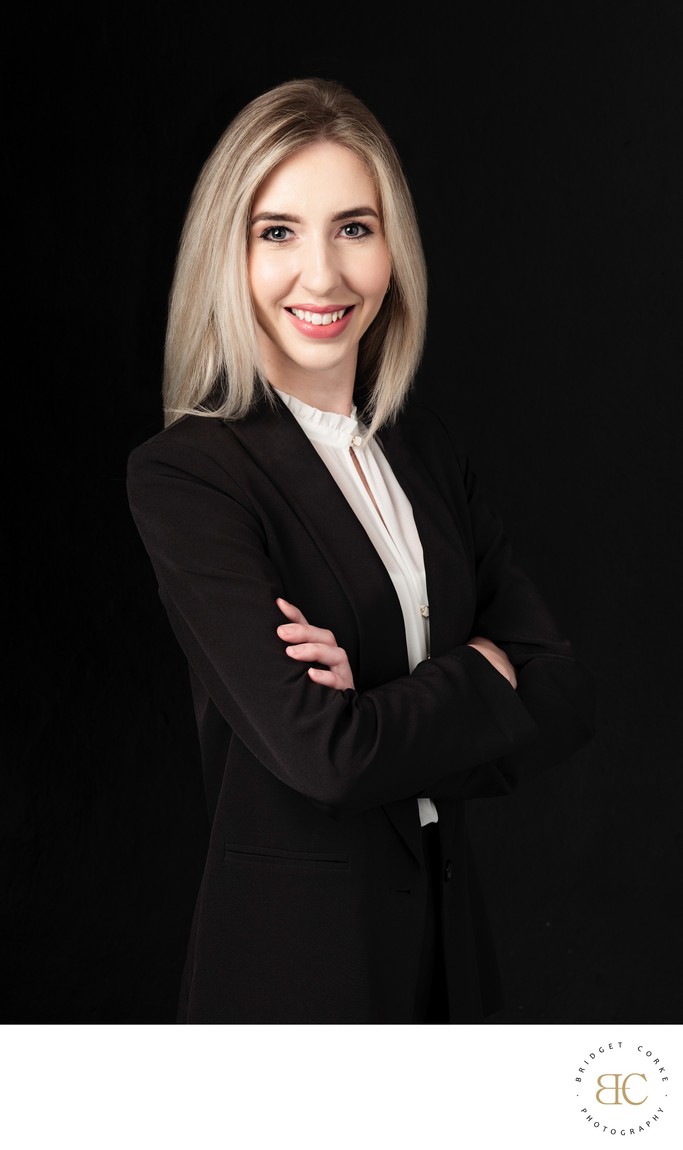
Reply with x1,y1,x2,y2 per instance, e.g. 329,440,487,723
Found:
252,142,379,213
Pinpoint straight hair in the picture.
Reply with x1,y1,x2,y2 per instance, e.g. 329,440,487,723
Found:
163,77,428,438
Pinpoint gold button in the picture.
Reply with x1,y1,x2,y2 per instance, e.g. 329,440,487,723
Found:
419,605,430,617
351,435,363,447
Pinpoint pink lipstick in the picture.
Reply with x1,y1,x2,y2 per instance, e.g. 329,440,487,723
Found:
286,305,355,339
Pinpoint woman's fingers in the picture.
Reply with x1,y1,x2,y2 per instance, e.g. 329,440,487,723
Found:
276,622,337,647
302,646,353,691
467,635,518,689
306,666,349,689
275,596,308,626
282,641,348,666
275,598,354,690
283,640,354,690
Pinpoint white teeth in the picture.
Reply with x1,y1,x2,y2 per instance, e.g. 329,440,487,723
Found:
291,308,347,324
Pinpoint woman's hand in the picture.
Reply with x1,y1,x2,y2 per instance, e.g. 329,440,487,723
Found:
467,635,518,689
276,598,355,691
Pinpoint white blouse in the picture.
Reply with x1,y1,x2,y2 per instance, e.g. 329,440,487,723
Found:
274,388,438,827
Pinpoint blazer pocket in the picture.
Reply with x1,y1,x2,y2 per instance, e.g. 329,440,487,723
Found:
224,843,349,870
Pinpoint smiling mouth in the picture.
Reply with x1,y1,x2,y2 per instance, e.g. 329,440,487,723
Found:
287,307,351,326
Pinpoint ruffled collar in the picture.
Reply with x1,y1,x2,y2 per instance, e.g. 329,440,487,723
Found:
273,387,366,449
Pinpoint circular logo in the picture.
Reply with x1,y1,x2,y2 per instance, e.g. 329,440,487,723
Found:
574,1039,671,1138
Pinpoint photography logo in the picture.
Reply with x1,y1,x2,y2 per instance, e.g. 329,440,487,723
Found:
574,1040,671,1137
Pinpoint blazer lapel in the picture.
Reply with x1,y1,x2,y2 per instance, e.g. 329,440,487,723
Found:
230,394,409,688
379,416,476,657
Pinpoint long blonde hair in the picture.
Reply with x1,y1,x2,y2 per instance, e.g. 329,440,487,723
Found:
163,77,428,436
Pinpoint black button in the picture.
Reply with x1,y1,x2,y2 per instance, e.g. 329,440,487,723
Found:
444,859,453,882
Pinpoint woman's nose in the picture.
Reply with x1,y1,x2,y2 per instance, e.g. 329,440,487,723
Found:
299,239,341,296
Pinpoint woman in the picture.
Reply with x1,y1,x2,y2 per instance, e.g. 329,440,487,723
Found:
127,77,595,1023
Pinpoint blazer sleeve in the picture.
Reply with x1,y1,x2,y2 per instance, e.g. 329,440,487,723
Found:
127,427,594,812
416,407,596,799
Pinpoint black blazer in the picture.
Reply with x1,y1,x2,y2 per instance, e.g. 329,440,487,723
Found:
127,394,595,1023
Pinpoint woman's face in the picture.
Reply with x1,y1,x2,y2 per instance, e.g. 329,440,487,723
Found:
248,141,392,404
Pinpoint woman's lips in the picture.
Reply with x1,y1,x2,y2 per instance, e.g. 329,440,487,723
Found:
286,305,355,339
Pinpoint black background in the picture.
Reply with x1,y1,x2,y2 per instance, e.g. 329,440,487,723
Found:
6,3,682,1025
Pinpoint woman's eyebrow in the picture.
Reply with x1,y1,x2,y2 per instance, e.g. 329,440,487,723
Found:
251,206,380,225
331,206,380,221
251,211,301,225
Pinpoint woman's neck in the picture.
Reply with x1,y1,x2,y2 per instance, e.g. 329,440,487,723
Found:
269,377,355,417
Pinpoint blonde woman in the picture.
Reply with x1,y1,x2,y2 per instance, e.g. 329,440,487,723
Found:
127,77,594,1023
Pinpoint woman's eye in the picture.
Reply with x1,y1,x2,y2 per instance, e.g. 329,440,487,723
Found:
260,225,291,242
340,222,371,238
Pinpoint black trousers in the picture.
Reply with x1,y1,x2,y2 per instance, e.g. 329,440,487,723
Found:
413,822,449,1023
